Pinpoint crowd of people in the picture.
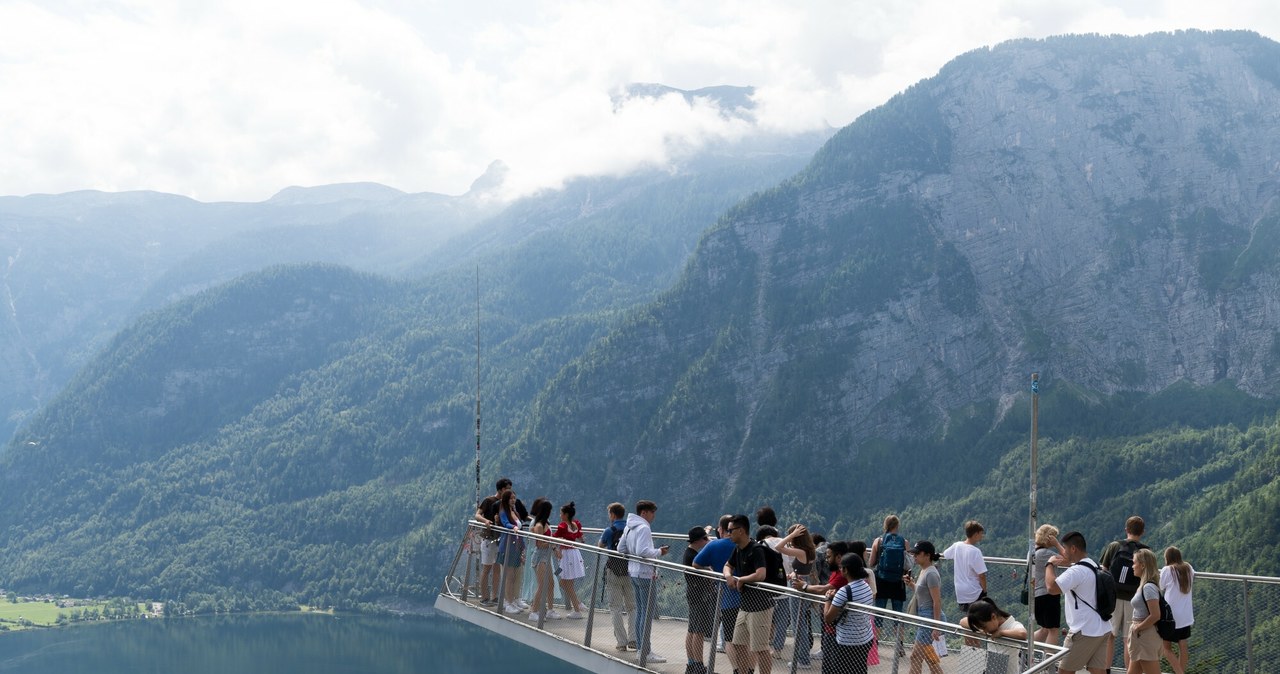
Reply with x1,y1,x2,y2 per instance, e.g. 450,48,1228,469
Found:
472,480,1196,674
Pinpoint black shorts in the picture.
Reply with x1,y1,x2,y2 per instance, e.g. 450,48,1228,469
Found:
1034,593,1061,629
875,577,907,602
720,607,738,641
688,598,714,637
1167,625,1191,642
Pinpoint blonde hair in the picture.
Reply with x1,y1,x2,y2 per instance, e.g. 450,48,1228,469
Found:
1134,548,1159,586
1035,524,1059,548
884,514,900,533
1165,546,1192,593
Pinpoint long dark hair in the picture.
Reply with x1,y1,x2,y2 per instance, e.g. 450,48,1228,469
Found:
840,553,868,580
788,523,817,562
532,499,553,528
560,501,576,520
499,489,517,516
967,598,1011,629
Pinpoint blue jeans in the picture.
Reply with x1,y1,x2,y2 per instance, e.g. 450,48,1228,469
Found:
631,576,656,652
771,596,793,651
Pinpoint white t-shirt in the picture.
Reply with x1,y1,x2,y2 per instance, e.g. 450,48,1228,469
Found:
764,537,794,575
1055,559,1112,637
942,541,988,603
1159,564,1195,628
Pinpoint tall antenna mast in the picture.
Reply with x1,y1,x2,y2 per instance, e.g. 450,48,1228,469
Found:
474,266,482,512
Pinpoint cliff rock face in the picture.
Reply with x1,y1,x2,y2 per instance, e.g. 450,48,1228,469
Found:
519,31,1280,507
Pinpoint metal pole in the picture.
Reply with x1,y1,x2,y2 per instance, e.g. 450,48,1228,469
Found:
707,583,723,674
474,266,481,516
639,572,658,668
1025,372,1040,661
494,531,510,616
584,553,603,648
1244,578,1254,674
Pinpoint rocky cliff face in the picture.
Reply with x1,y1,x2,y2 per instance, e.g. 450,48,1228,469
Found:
518,31,1280,509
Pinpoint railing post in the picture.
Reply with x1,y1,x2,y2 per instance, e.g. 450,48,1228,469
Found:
1244,578,1254,674
890,613,904,674
707,582,723,674
639,571,658,668
460,529,475,603
494,531,511,615
584,552,603,648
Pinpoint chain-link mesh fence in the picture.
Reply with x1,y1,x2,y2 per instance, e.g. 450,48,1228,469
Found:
443,523,1076,673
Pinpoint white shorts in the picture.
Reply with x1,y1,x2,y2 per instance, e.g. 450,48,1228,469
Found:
480,538,498,565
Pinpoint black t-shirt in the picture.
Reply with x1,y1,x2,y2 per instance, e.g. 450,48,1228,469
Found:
730,542,775,612
477,496,500,523
685,546,716,600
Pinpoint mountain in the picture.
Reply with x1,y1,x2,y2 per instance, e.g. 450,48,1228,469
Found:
0,185,492,444
0,138,824,611
3,31,1280,645
511,30,1280,549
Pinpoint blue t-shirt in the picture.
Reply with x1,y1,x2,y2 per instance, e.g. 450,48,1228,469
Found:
693,537,741,609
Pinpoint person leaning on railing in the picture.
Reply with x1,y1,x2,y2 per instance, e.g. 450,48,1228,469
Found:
793,540,851,666
822,553,875,674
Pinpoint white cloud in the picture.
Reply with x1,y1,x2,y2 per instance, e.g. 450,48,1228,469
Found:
0,0,1277,201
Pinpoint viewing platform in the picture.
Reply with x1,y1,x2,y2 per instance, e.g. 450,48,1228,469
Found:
436,522,1091,674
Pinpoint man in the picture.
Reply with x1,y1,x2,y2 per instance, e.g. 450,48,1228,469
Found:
1098,515,1149,670
599,502,636,652
1045,531,1113,674
942,520,988,613
683,526,714,674
620,499,671,663
473,478,512,606
694,515,741,666
724,514,775,674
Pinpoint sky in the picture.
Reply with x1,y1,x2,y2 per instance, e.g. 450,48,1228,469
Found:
0,0,1276,202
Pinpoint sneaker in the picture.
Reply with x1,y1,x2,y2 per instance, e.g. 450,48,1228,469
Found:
516,599,530,610
643,653,667,663
615,644,630,652
503,602,522,614
546,609,563,620
627,641,637,651
527,612,540,621
566,611,584,619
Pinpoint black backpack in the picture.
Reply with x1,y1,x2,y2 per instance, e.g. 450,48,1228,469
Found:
1108,540,1149,596
1151,583,1178,641
605,522,629,576
1070,559,1117,621
759,541,787,586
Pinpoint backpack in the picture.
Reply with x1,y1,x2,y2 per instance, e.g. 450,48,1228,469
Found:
605,522,629,576
876,532,906,579
759,540,787,586
1070,559,1117,621
1151,583,1178,641
1108,540,1149,596
477,498,501,541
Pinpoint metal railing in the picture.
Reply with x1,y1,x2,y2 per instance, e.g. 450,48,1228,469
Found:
441,522,1069,673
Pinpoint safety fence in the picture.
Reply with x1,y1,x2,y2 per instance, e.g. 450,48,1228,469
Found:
442,522,1069,674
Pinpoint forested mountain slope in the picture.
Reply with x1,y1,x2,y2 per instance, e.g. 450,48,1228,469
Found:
510,30,1280,567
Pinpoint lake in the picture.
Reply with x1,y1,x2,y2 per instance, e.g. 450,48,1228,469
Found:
0,610,588,673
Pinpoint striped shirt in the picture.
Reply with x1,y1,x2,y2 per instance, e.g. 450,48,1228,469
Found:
831,579,874,646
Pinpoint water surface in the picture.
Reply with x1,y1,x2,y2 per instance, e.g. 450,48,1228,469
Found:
0,611,587,674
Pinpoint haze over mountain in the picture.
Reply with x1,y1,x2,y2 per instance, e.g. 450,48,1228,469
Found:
0,35,1278,667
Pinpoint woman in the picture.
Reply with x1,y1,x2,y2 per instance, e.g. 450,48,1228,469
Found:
552,501,586,618
794,541,850,666
780,524,818,667
903,540,944,674
1126,548,1163,674
496,489,526,614
1032,524,1064,645
823,553,875,674
527,499,561,622
960,598,1027,674
1159,546,1194,674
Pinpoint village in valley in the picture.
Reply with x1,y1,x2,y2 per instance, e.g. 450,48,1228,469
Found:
0,589,163,631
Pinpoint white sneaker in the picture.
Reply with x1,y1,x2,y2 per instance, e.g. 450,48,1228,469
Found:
527,612,540,621
545,609,563,620
643,653,667,663
566,611,583,619
516,599,530,610
503,602,522,614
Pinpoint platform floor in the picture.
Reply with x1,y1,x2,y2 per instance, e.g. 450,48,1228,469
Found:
437,589,1024,673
